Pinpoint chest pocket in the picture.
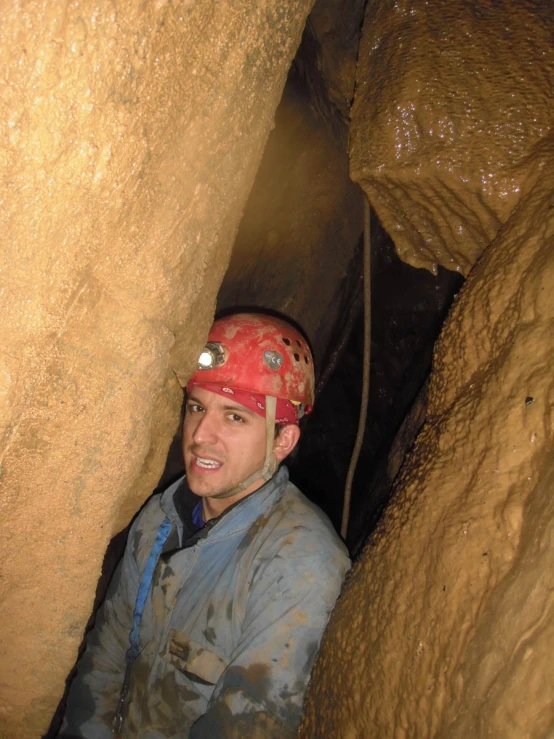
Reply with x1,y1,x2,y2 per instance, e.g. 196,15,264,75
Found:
164,630,228,686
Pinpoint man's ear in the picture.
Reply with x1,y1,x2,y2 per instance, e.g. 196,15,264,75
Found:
273,424,301,462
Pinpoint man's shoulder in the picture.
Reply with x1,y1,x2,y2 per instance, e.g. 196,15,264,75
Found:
278,481,336,527
247,481,351,596
267,481,349,561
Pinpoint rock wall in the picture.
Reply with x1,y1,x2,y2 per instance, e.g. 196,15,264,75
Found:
349,0,554,275
302,165,554,738
3,0,553,735
0,2,314,736
300,1,554,736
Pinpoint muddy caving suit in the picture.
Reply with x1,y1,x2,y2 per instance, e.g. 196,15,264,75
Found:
61,466,350,738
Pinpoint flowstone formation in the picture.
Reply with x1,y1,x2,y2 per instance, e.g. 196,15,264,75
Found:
300,1,554,736
302,165,554,739
349,0,554,275
0,2,314,736
302,163,554,738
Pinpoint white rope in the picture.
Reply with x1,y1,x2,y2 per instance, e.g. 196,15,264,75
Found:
341,196,371,540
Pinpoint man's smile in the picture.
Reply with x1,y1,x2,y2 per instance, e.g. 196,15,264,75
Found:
193,455,223,470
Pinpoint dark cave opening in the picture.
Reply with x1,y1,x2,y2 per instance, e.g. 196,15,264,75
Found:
286,215,464,554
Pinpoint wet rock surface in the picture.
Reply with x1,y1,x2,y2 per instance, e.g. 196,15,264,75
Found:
349,0,554,275
300,123,554,739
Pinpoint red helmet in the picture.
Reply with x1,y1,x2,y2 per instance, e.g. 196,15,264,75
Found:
187,313,315,412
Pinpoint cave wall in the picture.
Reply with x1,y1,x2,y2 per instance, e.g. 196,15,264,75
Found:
302,168,554,738
3,0,553,736
349,0,554,275
300,1,554,736
0,2,315,736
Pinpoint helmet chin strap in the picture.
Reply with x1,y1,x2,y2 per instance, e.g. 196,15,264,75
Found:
216,395,278,498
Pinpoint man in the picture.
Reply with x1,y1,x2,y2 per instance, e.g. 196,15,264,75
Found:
61,312,350,738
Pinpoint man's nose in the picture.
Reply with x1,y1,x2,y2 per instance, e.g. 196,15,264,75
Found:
192,411,219,445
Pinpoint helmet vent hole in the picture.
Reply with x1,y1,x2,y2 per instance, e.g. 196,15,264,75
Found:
304,355,309,364
294,353,300,362
296,340,302,347
282,337,291,346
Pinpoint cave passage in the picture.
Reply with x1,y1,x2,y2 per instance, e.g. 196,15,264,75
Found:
51,18,465,730
4,0,554,736
212,16,466,553
288,219,464,552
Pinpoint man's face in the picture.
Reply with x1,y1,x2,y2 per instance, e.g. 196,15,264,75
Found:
183,387,269,502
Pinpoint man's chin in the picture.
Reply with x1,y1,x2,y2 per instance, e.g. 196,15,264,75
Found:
185,462,216,494
185,465,265,499
187,478,245,501
186,476,217,497
186,473,229,498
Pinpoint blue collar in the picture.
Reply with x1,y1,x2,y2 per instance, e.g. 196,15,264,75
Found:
192,500,204,531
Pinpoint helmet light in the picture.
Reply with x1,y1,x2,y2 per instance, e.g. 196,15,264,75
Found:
197,342,227,370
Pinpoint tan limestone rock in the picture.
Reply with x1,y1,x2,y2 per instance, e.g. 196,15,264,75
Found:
0,1,314,736
300,148,554,738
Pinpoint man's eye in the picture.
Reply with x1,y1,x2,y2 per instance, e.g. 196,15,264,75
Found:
228,413,245,423
187,404,204,414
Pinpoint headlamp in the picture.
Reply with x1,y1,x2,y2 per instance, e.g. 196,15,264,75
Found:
197,342,227,370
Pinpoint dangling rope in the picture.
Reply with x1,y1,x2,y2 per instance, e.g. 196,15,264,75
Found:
341,195,371,540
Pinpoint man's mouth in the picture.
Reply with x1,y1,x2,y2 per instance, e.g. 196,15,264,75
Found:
194,455,222,470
